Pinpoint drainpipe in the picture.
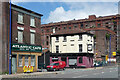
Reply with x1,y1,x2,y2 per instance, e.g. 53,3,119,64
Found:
9,1,12,74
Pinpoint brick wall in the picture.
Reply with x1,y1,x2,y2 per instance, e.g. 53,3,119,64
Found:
41,14,119,57
0,2,9,73
12,9,41,46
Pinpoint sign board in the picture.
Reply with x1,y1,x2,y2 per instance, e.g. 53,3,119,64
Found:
88,44,92,51
112,52,116,56
107,58,116,62
23,66,33,72
12,43,42,52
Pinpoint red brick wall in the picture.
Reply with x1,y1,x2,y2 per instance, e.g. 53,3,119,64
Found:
41,15,119,57
12,9,41,45
0,2,9,73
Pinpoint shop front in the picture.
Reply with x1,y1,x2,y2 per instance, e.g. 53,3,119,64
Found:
11,43,42,73
50,53,94,68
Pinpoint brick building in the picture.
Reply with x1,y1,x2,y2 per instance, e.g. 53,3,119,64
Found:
0,2,9,73
11,4,43,73
41,14,120,58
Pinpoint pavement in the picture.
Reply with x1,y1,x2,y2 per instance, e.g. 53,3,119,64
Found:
1,67,103,78
1,70,58,78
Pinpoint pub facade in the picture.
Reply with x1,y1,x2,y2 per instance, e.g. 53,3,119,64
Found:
50,30,94,68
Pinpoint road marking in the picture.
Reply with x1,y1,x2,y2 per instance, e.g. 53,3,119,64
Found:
110,71,112,72
102,72,104,74
73,75,87,78
61,72,64,74
93,73,99,75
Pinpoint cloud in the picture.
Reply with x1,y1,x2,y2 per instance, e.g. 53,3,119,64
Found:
44,2,118,23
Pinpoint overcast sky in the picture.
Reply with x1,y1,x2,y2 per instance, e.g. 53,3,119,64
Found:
11,0,118,24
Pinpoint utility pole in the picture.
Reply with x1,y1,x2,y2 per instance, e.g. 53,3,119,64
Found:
9,0,12,74
44,30,45,66
109,34,111,64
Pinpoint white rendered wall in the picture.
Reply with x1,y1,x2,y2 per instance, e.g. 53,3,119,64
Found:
50,34,94,54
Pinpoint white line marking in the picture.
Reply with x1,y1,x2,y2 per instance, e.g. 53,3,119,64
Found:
93,73,99,75
102,72,104,74
73,75,87,78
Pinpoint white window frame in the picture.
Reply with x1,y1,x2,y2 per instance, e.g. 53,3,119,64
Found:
18,55,23,67
30,32,35,44
18,13,23,24
30,16,35,27
31,55,35,66
18,30,23,43
25,56,29,66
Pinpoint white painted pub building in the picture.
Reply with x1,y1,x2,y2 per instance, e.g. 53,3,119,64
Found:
50,31,94,68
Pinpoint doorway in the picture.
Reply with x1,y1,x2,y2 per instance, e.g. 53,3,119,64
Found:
12,55,17,74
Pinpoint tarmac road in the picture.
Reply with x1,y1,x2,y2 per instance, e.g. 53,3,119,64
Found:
1,65,119,80
17,65,118,78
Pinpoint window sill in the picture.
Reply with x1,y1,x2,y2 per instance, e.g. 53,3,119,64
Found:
17,22,24,25
78,39,82,41
63,40,67,42
70,40,74,41
55,41,59,42
30,25,36,28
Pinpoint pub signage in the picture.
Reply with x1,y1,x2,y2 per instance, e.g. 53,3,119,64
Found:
12,43,42,52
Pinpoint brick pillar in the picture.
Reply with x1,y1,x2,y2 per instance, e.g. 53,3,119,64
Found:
50,57,52,64
58,57,61,61
66,57,69,67
77,56,80,66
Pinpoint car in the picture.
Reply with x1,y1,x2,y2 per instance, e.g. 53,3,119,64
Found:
93,62,102,67
46,61,66,71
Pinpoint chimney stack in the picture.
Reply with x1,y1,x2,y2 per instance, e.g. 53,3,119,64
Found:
89,15,96,20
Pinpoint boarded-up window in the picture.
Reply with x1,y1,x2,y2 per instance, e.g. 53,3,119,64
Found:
30,16,35,27
18,13,23,23
18,31,23,43
30,33,35,44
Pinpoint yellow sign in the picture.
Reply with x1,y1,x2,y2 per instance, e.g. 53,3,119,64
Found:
23,66,33,72
106,55,108,61
96,53,98,55
112,52,116,56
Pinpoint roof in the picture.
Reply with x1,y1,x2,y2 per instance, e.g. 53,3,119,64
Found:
11,4,43,17
41,14,120,27
51,29,93,37
84,27,116,35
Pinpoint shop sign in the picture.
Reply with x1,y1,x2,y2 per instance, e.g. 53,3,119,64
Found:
12,43,42,52
112,52,116,56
